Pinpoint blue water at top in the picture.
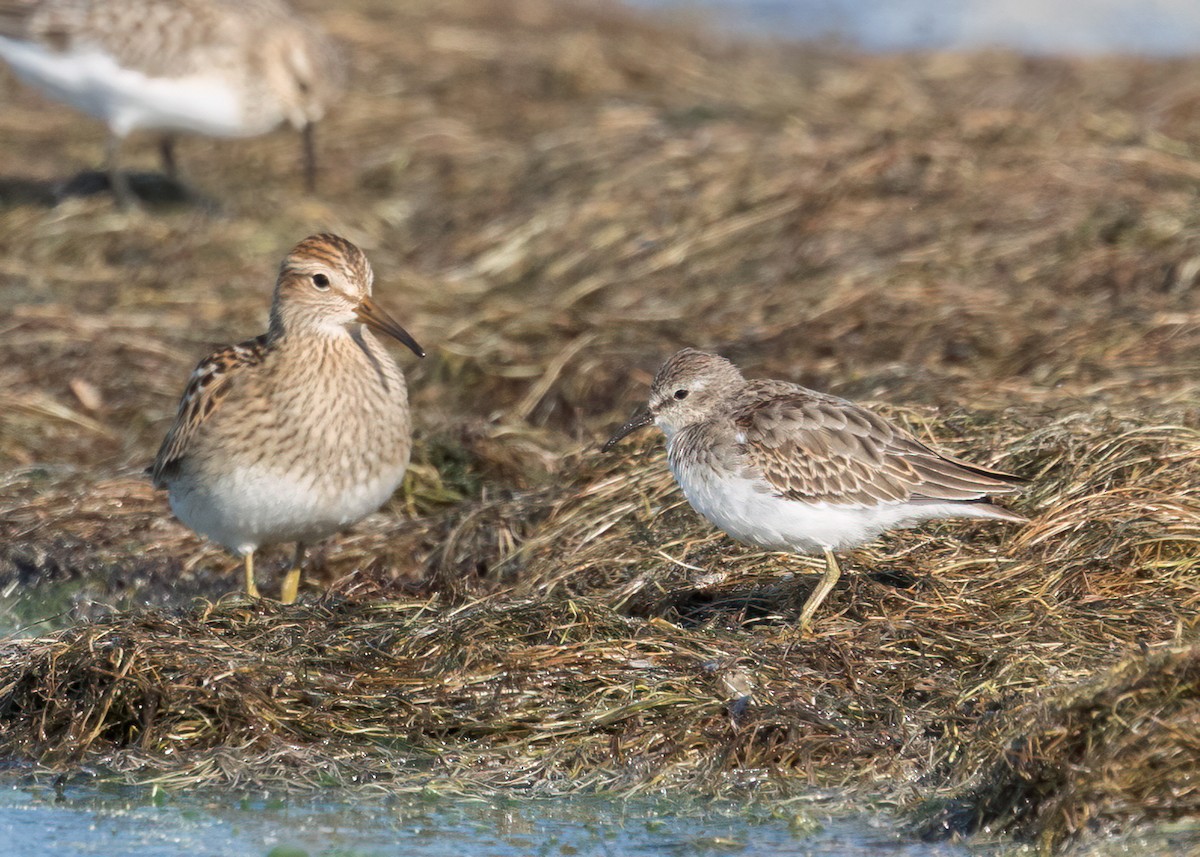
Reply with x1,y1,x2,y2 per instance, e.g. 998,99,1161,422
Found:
635,0,1200,55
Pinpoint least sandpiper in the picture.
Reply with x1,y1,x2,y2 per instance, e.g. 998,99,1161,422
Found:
0,0,341,204
603,348,1027,630
151,234,424,604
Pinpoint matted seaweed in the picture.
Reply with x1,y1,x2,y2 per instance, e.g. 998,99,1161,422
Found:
1,0,1200,851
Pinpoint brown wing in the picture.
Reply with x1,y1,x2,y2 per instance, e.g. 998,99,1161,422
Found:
149,335,268,488
0,0,37,39
0,0,94,51
731,382,1024,508
1,0,233,72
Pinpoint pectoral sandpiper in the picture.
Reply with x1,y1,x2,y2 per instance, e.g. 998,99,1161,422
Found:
603,348,1027,630
151,234,424,604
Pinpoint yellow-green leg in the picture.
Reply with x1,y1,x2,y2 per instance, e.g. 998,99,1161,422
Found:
243,551,260,599
279,543,306,605
798,547,842,632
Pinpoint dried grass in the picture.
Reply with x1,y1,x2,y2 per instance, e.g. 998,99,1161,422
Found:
1,0,1200,850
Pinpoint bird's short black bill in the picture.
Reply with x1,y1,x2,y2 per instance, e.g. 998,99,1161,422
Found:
602,407,654,451
356,296,425,358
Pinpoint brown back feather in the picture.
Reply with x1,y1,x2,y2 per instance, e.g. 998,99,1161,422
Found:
0,0,35,39
150,335,268,487
731,383,1024,508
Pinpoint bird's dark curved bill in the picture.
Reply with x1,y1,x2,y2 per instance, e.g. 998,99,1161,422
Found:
356,296,425,358
602,407,653,451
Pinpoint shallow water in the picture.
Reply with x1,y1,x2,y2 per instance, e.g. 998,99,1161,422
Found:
636,0,1200,55
0,779,1020,857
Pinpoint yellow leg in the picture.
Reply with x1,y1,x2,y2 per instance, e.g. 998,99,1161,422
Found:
243,551,260,599
798,548,842,632
279,543,305,605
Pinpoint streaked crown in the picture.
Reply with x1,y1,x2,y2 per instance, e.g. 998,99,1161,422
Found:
269,234,373,333
647,348,746,434
281,233,371,286
602,348,746,450
267,234,424,357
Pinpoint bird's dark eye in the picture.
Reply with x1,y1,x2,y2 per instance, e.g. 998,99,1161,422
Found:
312,273,330,289
674,389,689,400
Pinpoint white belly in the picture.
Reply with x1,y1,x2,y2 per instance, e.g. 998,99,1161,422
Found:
169,460,408,555
671,461,996,554
0,37,270,137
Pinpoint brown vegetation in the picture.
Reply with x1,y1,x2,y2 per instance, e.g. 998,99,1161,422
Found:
2,0,1200,851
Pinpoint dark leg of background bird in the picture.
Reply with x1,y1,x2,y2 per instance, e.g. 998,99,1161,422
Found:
280,543,306,604
301,122,317,192
797,547,842,631
159,136,178,180
243,550,260,599
105,134,133,207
